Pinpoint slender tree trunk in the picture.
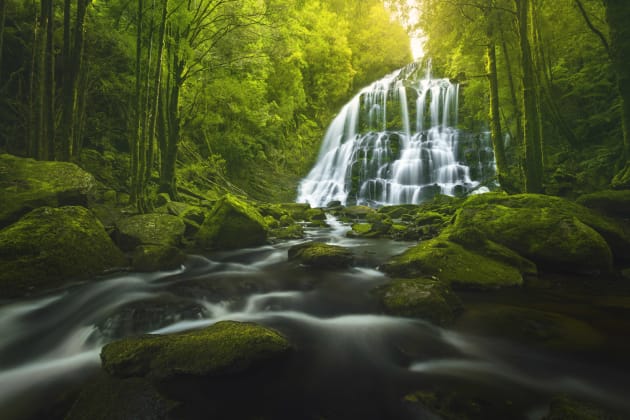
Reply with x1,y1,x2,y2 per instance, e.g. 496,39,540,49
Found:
131,0,143,208
0,0,8,84
160,50,182,199
146,0,168,185
500,32,522,150
486,41,508,181
28,5,39,157
516,0,544,193
44,0,54,160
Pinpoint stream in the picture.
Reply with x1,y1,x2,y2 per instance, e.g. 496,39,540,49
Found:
1,217,630,419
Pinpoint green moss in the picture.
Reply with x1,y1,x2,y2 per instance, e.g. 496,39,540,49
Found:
288,242,354,268
116,214,186,251
195,194,268,250
457,304,604,352
453,193,618,272
576,189,630,218
382,238,523,290
374,278,462,325
131,245,186,272
0,206,127,298
270,224,304,240
101,321,291,381
377,204,420,219
0,154,96,227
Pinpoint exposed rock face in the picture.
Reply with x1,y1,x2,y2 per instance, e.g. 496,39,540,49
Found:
195,194,268,250
101,321,291,381
116,213,186,252
0,153,96,227
374,278,463,325
288,241,354,269
0,206,127,298
382,238,523,290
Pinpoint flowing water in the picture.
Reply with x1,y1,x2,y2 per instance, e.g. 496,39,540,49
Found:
298,63,496,207
1,219,629,419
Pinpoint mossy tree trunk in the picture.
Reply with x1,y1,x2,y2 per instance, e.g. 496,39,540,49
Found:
59,0,89,161
603,0,630,187
0,0,7,84
516,0,544,193
485,23,508,189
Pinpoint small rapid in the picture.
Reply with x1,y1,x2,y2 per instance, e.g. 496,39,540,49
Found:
1,219,629,419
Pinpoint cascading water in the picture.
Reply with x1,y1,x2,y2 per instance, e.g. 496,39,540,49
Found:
297,62,495,208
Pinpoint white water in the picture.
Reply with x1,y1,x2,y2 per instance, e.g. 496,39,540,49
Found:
298,62,494,207
1,219,629,419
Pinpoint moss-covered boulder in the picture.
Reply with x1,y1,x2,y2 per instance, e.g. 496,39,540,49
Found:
116,213,186,252
288,241,354,269
456,304,603,352
195,194,268,250
452,193,626,272
65,375,177,420
0,153,96,227
131,245,186,272
0,206,127,298
269,224,305,240
382,238,523,290
374,278,463,325
101,321,291,380
576,189,630,219
378,204,420,219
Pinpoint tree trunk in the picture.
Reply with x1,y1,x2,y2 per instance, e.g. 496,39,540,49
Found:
516,0,544,193
146,0,168,185
0,0,7,84
160,50,182,199
486,40,508,183
131,0,144,209
44,0,55,160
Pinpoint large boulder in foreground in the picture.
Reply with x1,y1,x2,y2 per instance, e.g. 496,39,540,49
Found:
374,278,463,325
0,153,96,227
288,241,354,269
116,213,186,252
195,194,268,250
101,321,291,381
0,206,127,298
382,238,523,290
452,193,627,273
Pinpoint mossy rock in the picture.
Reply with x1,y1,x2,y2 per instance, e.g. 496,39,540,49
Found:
381,238,523,290
341,205,375,219
414,211,449,226
0,153,96,228
288,241,354,269
453,193,620,272
347,222,378,238
0,206,127,298
576,189,630,219
543,395,622,420
374,278,463,325
195,194,268,250
131,245,186,272
378,204,420,219
65,374,177,420
116,213,186,252
304,207,326,221
270,224,305,240
101,321,291,381
456,304,604,352
276,203,311,220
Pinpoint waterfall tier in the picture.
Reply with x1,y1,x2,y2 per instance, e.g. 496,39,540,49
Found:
297,62,495,208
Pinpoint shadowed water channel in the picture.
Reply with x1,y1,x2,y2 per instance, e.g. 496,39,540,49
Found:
1,219,629,419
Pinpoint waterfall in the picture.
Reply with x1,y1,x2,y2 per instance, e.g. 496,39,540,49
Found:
297,62,495,208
